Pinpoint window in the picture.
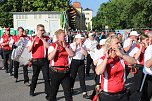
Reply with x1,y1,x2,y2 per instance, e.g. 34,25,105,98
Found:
19,15,21,19
86,13,89,15
22,15,24,19
16,15,19,19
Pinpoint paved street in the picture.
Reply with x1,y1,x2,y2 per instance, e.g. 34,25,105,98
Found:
0,59,152,101
0,59,94,101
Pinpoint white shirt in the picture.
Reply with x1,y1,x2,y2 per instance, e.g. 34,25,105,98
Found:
93,48,104,61
83,38,98,56
123,38,136,57
143,45,152,75
70,42,86,60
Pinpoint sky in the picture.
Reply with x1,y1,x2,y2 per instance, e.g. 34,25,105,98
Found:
71,0,109,16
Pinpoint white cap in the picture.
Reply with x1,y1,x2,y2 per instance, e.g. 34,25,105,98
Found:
88,33,94,37
75,34,84,39
99,39,106,45
130,31,139,36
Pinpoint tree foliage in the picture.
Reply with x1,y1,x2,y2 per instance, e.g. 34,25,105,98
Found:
0,0,71,27
93,0,152,31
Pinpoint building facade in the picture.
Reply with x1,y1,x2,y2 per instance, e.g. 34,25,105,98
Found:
83,8,93,31
11,11,62,34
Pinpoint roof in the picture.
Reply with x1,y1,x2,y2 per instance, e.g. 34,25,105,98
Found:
83,8,93,11
73,1,81,8
10,11,61,14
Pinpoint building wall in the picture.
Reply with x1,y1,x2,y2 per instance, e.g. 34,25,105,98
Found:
13,13,61,34
83,10,92,30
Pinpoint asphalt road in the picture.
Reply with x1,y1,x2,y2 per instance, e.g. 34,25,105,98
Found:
0,59,94,101
0,59,151,101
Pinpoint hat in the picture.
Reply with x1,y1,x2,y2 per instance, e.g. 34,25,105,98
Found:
75,34,84,39
5,28,10,31
99,39,106,45
88,33,94,37
130,31,139,36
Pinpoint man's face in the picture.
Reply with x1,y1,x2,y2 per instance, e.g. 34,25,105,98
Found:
130,35,138,41
18,29,24,37
89,35,95,40
23,30,28,36
5,30,10,36
58,32,66,42
37,27,45,36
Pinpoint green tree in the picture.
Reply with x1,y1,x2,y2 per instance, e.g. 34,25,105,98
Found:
93,0,152,30
0,0,71,27
87,22,91,31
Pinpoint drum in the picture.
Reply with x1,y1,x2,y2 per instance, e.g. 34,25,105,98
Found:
11,37,31,65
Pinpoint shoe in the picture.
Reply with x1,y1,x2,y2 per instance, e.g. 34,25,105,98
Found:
10,73,13,76
15,78,19,83
25,82,31,86
83,93,90,99
2,67,4,70
30,91,35,96
45,95,49,101
71,88,74,94
5,70,9,73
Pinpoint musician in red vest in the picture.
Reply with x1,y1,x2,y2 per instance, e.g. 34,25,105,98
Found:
0,28,12,73
9,27,30,85
27,24,50,99
48,29,74,101
96,35,136,101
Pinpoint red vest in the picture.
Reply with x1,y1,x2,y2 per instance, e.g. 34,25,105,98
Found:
13,35,21,44
100,56,125,93
31,36,49,59
2,34,12,50
135,44,145,65
50,43,69,67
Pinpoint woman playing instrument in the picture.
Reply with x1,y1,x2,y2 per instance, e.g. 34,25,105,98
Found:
96,35,136,101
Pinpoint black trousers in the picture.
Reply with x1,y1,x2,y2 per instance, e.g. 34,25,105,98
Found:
141,74,152,101
48,69,73,101
99,91,129,101
0,48,4,59
9,59,14,74
30,58,50,96
14,61,29,83
86,54,93,75
133,69,144,92
3,49,12,72
70,59,86,92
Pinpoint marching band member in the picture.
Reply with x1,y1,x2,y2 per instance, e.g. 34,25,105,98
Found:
90,39,106,100
69,34,90,99
96,35,136,101
0,28,13,74
130,35,148,92
9,27,30,84
141,31,152,101
27,24,50,98
48,29,74,101
123,31,139,77
83,32,98,76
